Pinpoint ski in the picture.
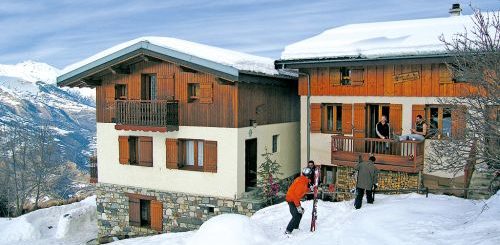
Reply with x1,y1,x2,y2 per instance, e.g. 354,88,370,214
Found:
310,167,320,232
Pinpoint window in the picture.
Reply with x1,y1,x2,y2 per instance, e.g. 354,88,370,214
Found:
425,106,454,138
188,83,200,102
128,194,163,231
272,135,279,153
181,140,204,170
141,74,157,100
118,136,153,167
339,67,364,86
115,84,127,100
322,104,342,133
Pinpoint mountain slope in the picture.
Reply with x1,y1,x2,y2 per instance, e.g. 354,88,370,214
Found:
0,61,96,168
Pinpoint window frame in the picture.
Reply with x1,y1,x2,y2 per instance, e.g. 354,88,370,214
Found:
179,139,204,171
272,134,279,153
115,84,127,100
141,74,157,100
188,82,200,102
321,104,343,134
338,67,364,86
425,105,453,139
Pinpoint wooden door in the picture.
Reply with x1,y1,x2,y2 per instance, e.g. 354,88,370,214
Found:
245,139,257,191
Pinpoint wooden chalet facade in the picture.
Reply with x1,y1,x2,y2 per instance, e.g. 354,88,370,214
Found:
276,13,477,198
57,37,300,240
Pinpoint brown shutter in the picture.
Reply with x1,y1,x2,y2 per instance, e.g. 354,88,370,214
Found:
128,197,140,227
452,105,467,138
351,68,365,85
353,103,366,152
203,141,218,173
342,104,353,135
199,82,213,104
412,104,426,127
166,138,179,169
310,103,321,133
329,68,341,86
139,137,153,167
150,200,163,232
439,64,452,84
157,75,175,100
119,136,129,164
389,104,403,135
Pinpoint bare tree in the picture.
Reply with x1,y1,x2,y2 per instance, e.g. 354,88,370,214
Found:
428,9,499,196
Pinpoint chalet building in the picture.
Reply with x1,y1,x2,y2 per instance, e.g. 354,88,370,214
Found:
275,9,477,199
57,37,300,239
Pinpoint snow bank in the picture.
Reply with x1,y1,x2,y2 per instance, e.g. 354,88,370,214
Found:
0,196,97,245
62,36,279,76
188,214,270,245
281,13,498,60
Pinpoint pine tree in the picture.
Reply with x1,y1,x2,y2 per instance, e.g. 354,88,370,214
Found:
257,148,282,205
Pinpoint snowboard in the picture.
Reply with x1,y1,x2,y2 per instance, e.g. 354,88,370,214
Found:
310,167,321,232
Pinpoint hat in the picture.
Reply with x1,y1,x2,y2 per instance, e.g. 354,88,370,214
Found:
302,167,312,177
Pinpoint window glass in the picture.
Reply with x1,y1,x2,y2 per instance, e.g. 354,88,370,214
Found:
336,106,342,132
186,140,194,166
150,75,157,100
272,135,279,153
442,108,452,137
140,199,151,227
327,106,333,131
198,141,204,166
129,137,138,165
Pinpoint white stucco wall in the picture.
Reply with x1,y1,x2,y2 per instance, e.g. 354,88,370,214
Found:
97,122,300,199
299,96,458,177
236,122,301,195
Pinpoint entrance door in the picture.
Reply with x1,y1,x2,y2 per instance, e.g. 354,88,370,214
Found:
367,104,390,138
245,139,257,191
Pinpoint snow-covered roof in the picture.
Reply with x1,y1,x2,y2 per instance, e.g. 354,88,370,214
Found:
60,36,281,84
280,14,478,60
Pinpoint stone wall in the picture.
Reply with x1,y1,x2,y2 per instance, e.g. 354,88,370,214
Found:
335,166,420,201
96,183,265,242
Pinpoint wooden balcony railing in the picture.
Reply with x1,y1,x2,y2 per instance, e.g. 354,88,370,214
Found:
331,135,425,173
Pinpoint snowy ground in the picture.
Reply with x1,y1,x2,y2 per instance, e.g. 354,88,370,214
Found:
1,193,499,245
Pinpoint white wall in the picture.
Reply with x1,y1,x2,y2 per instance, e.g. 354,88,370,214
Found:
97,123,239,199
236,122,301,196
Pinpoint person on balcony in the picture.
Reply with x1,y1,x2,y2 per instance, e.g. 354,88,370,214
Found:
376,115,391,152
354,155,379,209
411,115,428,136
285,167,312,234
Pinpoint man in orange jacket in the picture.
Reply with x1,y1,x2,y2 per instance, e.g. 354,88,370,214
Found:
285,167,312,234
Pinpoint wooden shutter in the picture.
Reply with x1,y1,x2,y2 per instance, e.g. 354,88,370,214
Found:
119,136,129,164
138,137,153,167
412,104,426,127
452,105,467,138
203,141,218,173
439,64,453,84
157,75,175,100
166,138,179,169
310,103,321,133
353,103,366,152
150,200,163,232
329,68,341,86
199,82,213,104
342,104,353,135
128,197,140,227
389,104,403,135
351,68,365,85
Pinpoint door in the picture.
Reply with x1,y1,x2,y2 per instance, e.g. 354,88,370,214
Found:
367,104,390,138
245,139,257,191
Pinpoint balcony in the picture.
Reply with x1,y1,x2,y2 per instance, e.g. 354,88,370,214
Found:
331,135,424,173
100,100,179,131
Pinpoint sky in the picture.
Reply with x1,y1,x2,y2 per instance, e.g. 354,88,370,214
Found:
0,0,498,69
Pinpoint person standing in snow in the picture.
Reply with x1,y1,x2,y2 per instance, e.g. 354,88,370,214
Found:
307,160,318,189
354,155,379,209
285,167,312,234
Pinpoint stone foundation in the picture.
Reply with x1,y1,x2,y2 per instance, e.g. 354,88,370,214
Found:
335,166,420,201
96,183,265,242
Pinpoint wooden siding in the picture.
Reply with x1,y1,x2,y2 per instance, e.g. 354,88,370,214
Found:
298,64,477,97
237,80,299,127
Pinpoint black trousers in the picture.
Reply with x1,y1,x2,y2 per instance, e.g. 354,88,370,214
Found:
354,188,374,209
286,202,302,232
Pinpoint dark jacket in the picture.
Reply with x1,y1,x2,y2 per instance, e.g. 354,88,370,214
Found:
355,161,379,190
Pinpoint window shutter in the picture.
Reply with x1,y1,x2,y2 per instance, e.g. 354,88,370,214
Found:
353,103,366,152
150,200,163,232
119,136,129,164
157,75,175,100
166,138,179,169
351,69,365,85
342,104,353,135
310,103,322,133
128,197,140,227
199,82,213,104
439,64,453,84
389,104,403,135
139,137,153,167
329,68,341,86
203,141,218,173
452,105,467,138
412,104,426,127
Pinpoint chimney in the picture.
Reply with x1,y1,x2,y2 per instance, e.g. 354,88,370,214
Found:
449,3,462,16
